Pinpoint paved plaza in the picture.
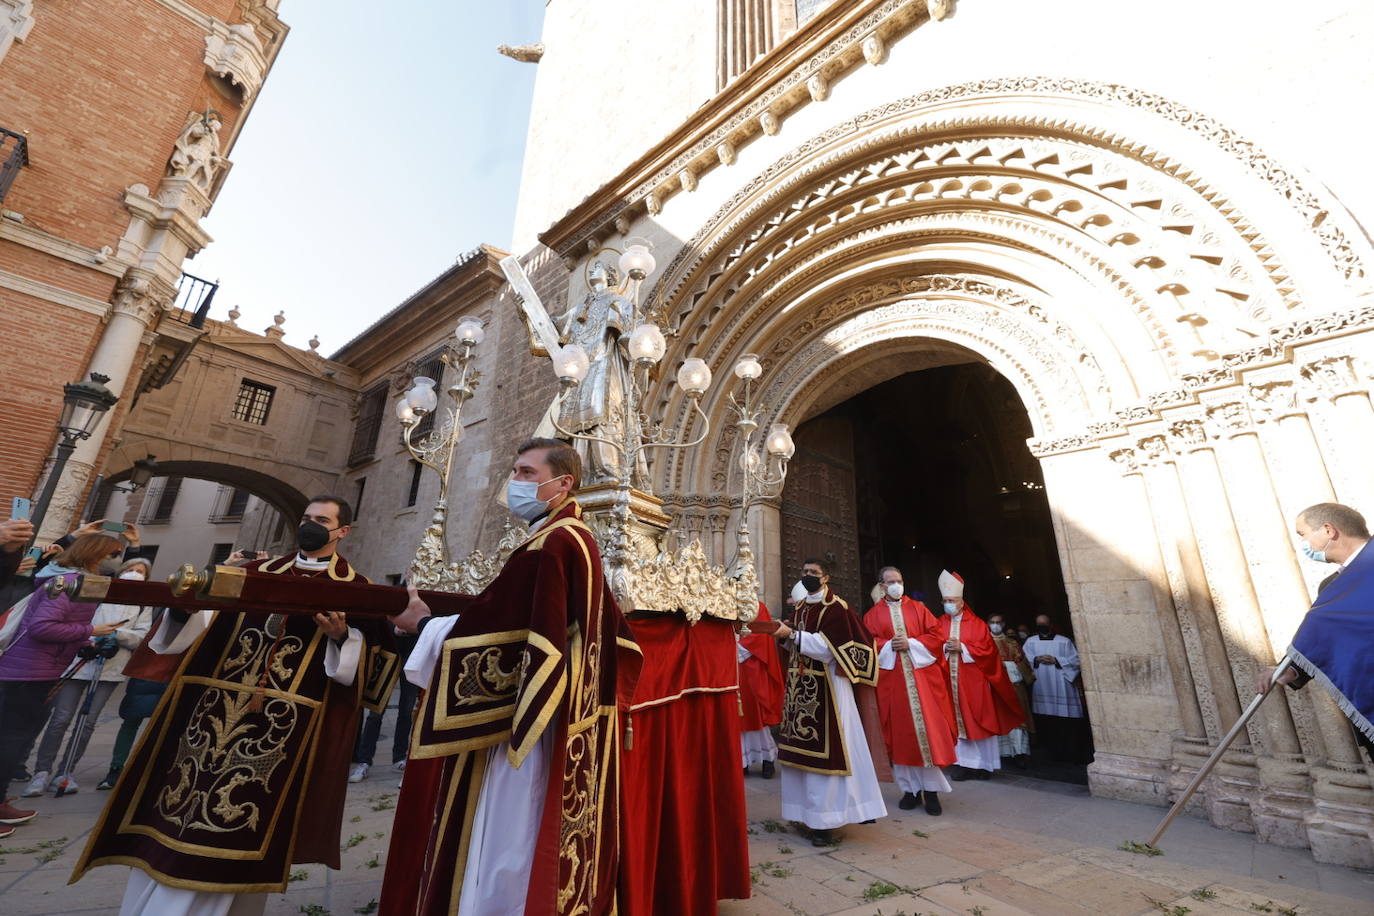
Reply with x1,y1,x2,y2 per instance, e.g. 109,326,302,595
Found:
3,707,1371,916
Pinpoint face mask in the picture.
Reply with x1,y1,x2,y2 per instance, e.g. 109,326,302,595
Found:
1037,625,1052,637
119,569,147,581
1299,539,1327,563
884,582,904,600
790,580,807,603
298,520,335,553
989,623,1004,635
942,601,958,615
800,574,822,595
506,476,567,523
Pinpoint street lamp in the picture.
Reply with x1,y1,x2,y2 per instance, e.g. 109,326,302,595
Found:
31,372,119,536
396,315,486,574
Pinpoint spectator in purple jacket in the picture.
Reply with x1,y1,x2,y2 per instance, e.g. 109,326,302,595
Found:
0,533,124,835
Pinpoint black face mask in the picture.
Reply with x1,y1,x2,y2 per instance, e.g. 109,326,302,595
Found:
800,574,822,594
298,520,334,553
1036,625,1053,638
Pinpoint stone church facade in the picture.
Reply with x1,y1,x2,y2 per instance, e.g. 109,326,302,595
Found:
99,0,1374,865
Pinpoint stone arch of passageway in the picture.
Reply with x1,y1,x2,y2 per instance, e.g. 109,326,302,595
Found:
103,439,317,523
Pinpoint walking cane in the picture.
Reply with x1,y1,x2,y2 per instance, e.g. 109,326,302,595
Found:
1139,655,1294,850
53,655,105,798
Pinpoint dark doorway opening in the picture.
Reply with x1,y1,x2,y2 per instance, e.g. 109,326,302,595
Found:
779,362,1092,782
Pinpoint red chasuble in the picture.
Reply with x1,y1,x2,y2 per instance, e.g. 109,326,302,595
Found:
863,598,957,768
739,602,783,731
380,498,641,916
72,554,390,893
934,605,1024,741
778,589,878,775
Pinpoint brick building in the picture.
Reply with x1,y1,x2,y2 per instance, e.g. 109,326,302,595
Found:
0,0,287,537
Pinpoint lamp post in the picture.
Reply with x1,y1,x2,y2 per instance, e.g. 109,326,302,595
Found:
79,454,159,524
395,315,486,569
31,372,120,537
725,354,794,630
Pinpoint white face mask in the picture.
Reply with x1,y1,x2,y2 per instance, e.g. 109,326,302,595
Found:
942,601,958,615
989,623,1004,635
884,582,904,600
118,570,147,581
505,475,568,522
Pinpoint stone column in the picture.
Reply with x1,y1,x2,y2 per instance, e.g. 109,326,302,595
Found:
1299,353,1374,511
1203,397,1320,847
1164,414,1304,837
33,271,172,540
750,497,783,613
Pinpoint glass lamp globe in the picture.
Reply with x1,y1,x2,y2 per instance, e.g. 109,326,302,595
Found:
618,239,656,279
675,357,712,396
405,377,439,414
739,450,761,472
455,315,486,345
765,423,795,459
733,353,762,380
628,322,667,364
556,344,590,384
395,396,416,424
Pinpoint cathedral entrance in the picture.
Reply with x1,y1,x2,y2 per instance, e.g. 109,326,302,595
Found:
779,359,1093,782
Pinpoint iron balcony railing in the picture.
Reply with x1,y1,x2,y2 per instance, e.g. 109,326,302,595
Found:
0,128,29,207
170,272,219,328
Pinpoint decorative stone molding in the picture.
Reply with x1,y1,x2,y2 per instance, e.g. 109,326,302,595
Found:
806,73,829,102
678,167,698,192
1106,446,1141,475
861,33,886,65
204,20,268,101
1205,400,1252,437
1136,434,1172,464
112,271,175,327
0,0,34,65
759,111,780,136
716,141,737,167
926,0,954,20
1168,418,1210,451
1246,379,1301,421
1300,355,1365,401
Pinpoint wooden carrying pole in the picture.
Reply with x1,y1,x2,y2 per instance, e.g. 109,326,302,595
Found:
1144,655,1294,848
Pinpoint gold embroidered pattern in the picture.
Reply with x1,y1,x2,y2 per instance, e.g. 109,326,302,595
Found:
949,615,967,739
889,603,932,763
449,647,521,707
781,669,822,745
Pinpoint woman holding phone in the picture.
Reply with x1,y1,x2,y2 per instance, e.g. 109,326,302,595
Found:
0,533,125,835
23,557,154,797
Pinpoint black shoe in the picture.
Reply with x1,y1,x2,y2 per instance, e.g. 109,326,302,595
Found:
923,791,942,816
1013,754,1029,769
810,828,833,847
973,769,991,780
898,792,919,810
97,767,121,791
860,819,876,824
760,760,775,779
949,765,972,781
743,766,749,777
11,767,30,783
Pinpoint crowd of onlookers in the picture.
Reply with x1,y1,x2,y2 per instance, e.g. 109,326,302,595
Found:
0,518,171,840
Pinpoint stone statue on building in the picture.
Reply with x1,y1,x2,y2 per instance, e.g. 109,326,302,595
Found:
547,260,648,488
167,110,225,192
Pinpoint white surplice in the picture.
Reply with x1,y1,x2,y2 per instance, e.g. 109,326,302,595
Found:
1023,634,1084,717
120,571,363,916
779,631,887,829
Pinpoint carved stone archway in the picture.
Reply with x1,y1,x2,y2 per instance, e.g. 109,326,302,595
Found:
630,78,1374,863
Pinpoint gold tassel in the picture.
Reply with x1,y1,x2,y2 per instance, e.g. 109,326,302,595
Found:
624,714,634,751
248,685,266,713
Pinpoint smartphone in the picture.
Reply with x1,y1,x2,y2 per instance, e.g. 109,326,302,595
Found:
25,546,43,561
100,520,129,533
10,496,31,521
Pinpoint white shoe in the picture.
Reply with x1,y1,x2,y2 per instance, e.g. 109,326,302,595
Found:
21,772,49,798
392,760,406,773
348,762,369,783
51,774,78,794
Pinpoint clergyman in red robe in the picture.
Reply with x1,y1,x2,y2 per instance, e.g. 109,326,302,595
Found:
934,570,1024,780
382,438,641,916
863,566,957,815
739,602,784,777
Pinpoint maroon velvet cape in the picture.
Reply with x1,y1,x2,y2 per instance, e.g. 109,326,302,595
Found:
72,554,389,893
739,602,783,731
777,589,879,775
863,598,958,768
380,498,642,916
935,604,1024,740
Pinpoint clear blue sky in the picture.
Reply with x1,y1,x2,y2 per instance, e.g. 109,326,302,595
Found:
190,1,546,354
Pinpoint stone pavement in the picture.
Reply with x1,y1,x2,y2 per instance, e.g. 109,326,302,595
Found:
3,702,1371,916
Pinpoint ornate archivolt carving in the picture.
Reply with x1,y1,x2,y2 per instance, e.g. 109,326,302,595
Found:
1246,379,1300,421
204,20,268,100
1205,400,1252,437
1167,418,1209,450
1300,354,1366,400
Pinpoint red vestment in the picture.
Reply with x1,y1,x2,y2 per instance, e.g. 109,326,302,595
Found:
72,554,388,892
739,602,783,731
934,605,1024,740
380,498,641,916
863,598,957,768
